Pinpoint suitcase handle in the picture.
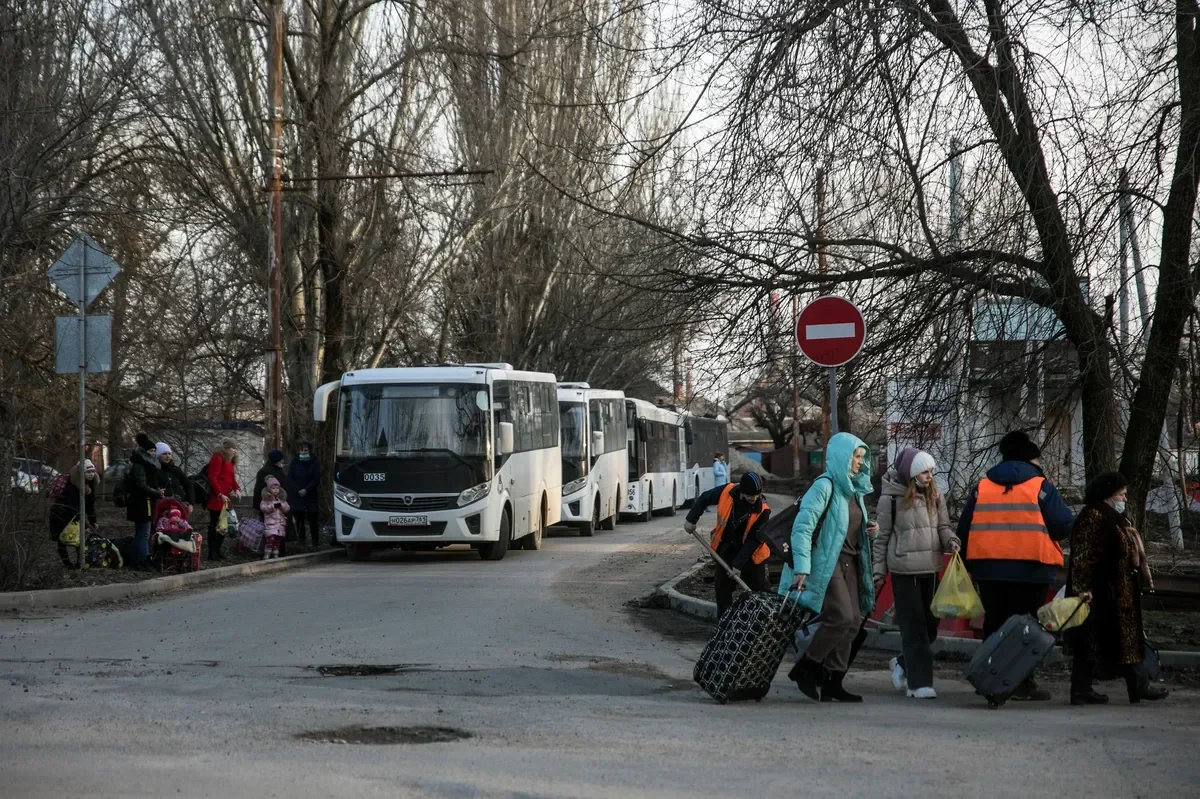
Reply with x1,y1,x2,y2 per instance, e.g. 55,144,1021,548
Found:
685,524,753,592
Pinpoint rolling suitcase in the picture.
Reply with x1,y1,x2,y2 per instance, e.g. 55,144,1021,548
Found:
687,527,806,704
966,614,1055,708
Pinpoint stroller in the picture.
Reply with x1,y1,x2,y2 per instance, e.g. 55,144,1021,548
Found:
151,498,203,573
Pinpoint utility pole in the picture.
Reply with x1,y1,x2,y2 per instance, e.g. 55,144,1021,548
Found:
1118,169,1131,350
792,294,801,477
816,168,836,439
265,0,285,453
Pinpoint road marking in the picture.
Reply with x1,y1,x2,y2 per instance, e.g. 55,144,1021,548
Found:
805,323,856,340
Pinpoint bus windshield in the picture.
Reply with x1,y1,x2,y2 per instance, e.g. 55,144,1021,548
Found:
337,383,490,463
558,401,587,482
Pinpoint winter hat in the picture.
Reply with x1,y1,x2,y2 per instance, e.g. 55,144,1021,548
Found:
998,431,1041,464
155,442,172,459
266,476,281,488
908,450,936,480
84,459,96,473
739,472,762,495
268,449,285,464
1084,471,1127,508
136,432,155,452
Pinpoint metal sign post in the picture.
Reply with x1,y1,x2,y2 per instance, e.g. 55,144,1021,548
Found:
49,233,120,568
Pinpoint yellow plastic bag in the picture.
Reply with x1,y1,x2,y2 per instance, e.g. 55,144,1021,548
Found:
216,508,229,534
930,553,984,619
58,519,81,547
1038,596,1090,632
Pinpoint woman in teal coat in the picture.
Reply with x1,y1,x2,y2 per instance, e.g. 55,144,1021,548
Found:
780,432,877,702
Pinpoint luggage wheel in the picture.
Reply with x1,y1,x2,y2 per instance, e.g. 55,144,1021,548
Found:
987,700,1000,709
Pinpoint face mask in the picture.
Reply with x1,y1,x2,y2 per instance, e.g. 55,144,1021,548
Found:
1112,500,1126,514
915,477,929,488
300,454,311,461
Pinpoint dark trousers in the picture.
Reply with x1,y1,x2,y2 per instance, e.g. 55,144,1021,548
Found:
892,573,940,689
714,560,769,618
292,510,321,546
207,509,224,557
978,580,1048,638
1071,655,1147,700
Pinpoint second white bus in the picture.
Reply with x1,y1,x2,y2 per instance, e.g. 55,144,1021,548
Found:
557,384,626,536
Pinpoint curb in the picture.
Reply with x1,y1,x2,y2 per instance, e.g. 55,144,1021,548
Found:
0,549,345,611
657,564,1200,668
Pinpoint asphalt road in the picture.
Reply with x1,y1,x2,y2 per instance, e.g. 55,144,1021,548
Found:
1,508,1197,798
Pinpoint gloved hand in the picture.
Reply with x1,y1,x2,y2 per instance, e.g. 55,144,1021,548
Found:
683,521,696,535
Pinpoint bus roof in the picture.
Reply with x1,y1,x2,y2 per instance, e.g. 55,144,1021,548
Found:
339,366,557,387
625,397,683,425
557,387,625,403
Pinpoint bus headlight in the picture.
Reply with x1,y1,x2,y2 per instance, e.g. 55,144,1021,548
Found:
457,482,490,507
562,477,587,496
334,483,361,508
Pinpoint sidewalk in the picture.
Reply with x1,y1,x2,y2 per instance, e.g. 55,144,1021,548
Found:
0,549,343,611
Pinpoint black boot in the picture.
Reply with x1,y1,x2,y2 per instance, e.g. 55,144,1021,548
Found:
209,533,225,561
1070,689,1109,706
820,670,863,703
788,658,823,701
1125,667,1169,704
1012,676,1052,701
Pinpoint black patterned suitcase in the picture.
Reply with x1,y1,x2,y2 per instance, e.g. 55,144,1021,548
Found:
693,588,805,703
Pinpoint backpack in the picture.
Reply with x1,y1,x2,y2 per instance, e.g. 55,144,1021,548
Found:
48,473,70,502
761,475,835,570
112,470,130,508
190,469,211,506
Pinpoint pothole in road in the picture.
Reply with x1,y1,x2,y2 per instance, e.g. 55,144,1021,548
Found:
313,664,416,677
296,725,473,745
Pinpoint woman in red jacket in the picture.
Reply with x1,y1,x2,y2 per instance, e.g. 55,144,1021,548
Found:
204,440,241,560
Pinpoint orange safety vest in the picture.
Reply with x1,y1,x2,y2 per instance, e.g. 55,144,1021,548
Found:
710,484,771,565
966,477,1063,567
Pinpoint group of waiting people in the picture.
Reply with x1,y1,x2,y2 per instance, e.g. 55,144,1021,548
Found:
690,429,1169,706
47,433,324,568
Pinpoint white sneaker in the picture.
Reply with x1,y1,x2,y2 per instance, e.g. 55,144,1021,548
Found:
889,657,906,691
907,686,937,699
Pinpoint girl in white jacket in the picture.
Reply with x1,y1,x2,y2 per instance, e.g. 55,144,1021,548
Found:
872,448,959,698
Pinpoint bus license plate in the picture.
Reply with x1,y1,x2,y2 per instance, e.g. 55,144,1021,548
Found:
388,514,429,527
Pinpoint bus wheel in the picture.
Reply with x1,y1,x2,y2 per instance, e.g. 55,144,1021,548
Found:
480,509,511,560
580,498,598,537
348,544,372,563
521,506,545,550
600,490,619,531
663,485,678,517
640,488,654,523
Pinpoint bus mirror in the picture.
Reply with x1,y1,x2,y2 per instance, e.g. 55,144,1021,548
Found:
476,391,489,411
499,422,514,456
685,422,694,446
592,431,604,454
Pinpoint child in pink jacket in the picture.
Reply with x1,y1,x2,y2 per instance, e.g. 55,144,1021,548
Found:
259,476,290,560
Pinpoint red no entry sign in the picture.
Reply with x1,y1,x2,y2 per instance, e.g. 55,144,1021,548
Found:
796,296,866,367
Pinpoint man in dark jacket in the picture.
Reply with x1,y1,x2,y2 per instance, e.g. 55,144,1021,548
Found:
287,442,322,548
253,449,294,554
684,472,772,617
957,430,1075,700
126,433,164,568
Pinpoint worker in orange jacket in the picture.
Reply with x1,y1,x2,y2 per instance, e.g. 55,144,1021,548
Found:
685,472,772,617
957,431,1075,701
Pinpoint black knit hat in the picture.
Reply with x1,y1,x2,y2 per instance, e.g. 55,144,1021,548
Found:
739,472,762,495
1084,471,1127,507
998,431,1041,464
135,432,155,452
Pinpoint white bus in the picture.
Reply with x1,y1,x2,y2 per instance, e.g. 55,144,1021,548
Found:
313,364,562,562
683,413,730,503
557,384,626,536
623,398,687,521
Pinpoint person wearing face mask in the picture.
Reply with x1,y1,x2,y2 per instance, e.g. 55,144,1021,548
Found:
684,472,772,618
1066,471,1168,705
957,431,1075,701
287,442,322,549
782,432,879,703
872,447,959,699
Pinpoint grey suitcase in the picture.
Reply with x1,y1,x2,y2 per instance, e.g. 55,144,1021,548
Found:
966,614,1055,708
